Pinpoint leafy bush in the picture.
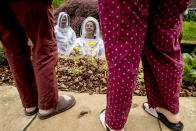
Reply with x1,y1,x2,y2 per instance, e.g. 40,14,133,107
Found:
68,66,83,76
53,0,66,9
192,47,196,56
182,21,196,41
183,14,196,22
182,47,196,84
54,0,98,37
0,44,6,65
138,61,144,84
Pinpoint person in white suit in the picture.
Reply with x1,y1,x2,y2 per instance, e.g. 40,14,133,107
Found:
55,12,76,55
74,17,105,56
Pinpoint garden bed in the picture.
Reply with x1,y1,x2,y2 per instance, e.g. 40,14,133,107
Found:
0,55,195,97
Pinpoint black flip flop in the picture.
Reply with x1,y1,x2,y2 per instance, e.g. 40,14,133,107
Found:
143,102,184,131
157,112,184,131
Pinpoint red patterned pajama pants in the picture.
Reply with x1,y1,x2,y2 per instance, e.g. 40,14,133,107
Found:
98,0,190,130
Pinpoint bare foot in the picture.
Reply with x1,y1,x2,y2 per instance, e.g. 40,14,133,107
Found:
39,108,54,115
26,107,37,113
106,123,125,131
156,107,180,123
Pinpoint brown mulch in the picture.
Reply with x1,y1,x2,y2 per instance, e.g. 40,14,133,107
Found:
0,64,14,86
56,55,107,95
181,82,196,97
0,56,195,97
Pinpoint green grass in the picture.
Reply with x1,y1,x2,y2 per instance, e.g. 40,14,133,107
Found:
182,21,196,41
53,0,66,9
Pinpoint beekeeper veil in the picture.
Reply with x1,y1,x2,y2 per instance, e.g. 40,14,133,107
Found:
57,12,70,29
81,17,100,40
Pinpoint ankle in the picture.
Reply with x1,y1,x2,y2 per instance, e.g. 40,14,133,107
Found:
156,107,176,115
156,107,180,123
39,108,54,114
26,106,36,112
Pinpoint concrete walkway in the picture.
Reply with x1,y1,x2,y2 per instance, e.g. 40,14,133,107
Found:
0,86,195,131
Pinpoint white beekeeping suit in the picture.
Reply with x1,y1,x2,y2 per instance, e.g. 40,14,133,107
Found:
74,17,105,56
55,12,76,55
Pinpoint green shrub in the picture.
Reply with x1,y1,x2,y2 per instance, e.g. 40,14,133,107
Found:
53,0,66,9
138,61,144,84
0,44,6,65
183,14,196,22
182,47,196,84
182,21,196,41
192,47,196,56
68,66,83,76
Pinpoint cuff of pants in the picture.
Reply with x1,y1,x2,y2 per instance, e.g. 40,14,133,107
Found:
105,110,129,130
